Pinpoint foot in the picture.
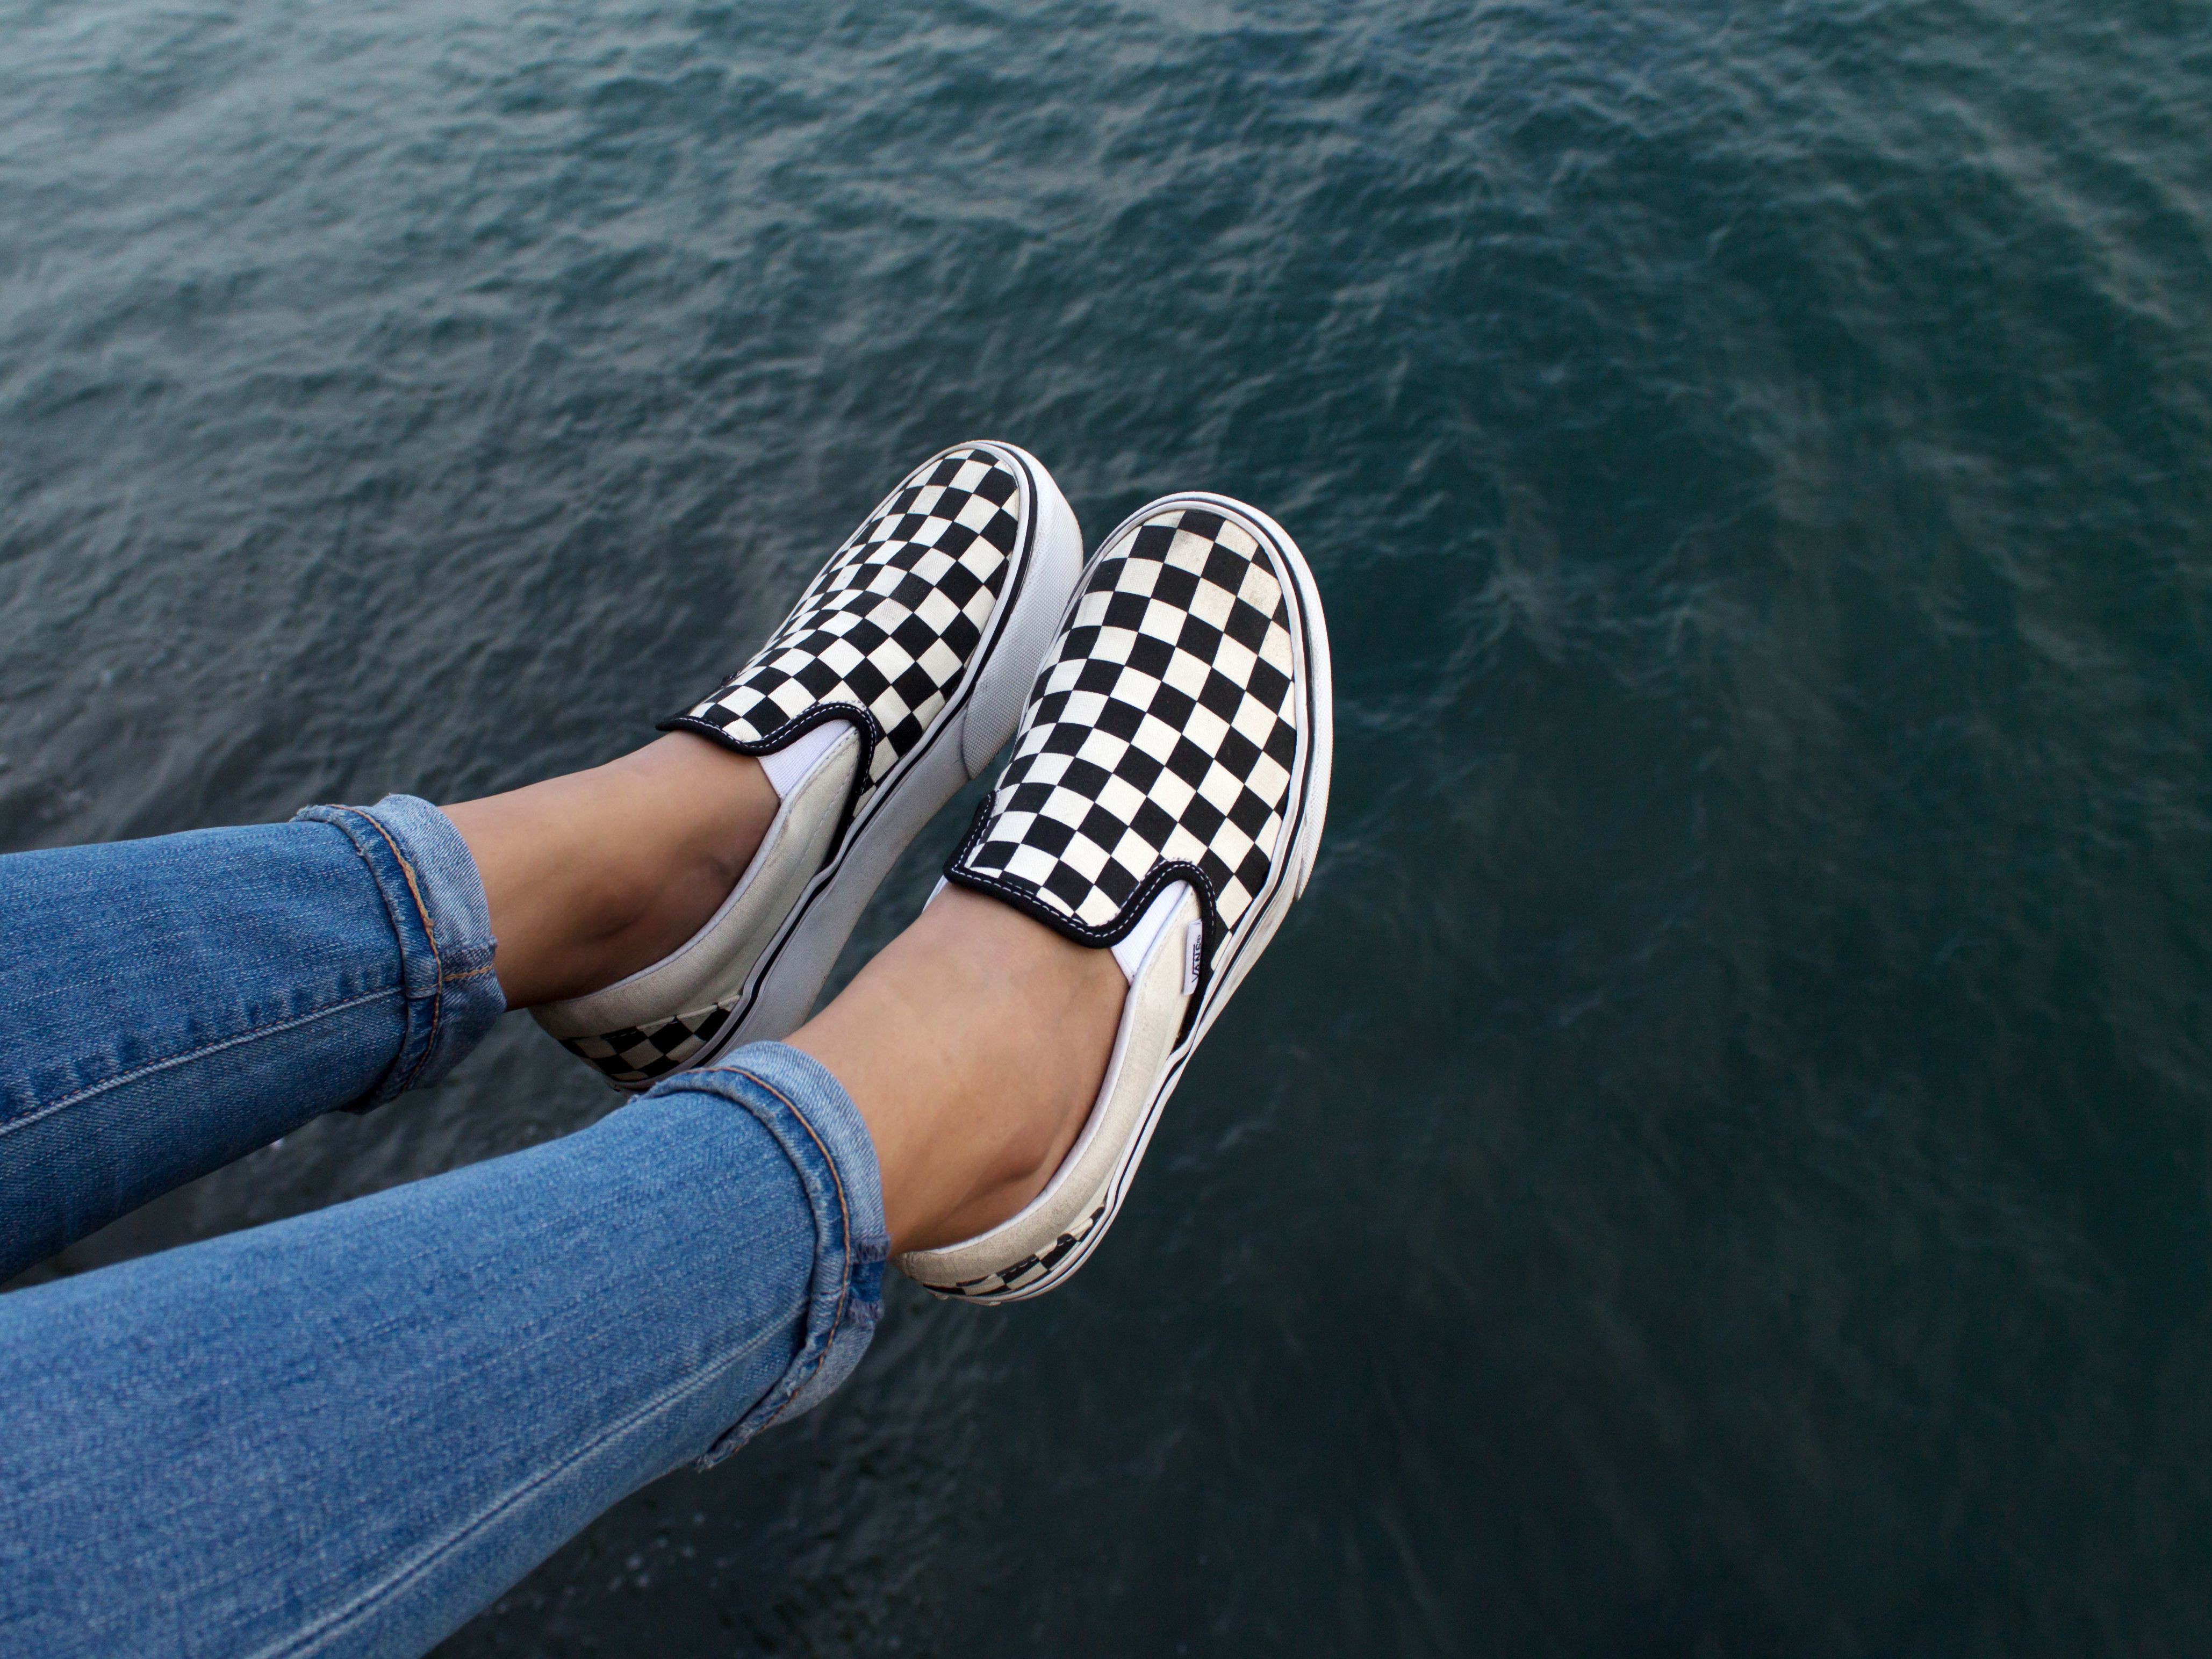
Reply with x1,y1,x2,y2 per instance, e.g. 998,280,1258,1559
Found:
894,494,1334,1301
791,887,1124,1256
526,441,1085,1089
443,733,779,1010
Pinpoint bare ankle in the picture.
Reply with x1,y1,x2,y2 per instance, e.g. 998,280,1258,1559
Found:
792,888,1124,1256
444,735,779,1008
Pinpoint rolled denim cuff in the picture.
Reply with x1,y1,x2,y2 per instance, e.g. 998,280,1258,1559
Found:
291,794,505,1110
652,1042,889,1466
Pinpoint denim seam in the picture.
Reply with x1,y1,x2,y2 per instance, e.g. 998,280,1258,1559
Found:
0,989,401,1144
346,811,447,1096
241,1309,805,1659
729,1068,854,1433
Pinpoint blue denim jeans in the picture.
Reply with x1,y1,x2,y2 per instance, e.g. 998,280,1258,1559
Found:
0,799,889,1659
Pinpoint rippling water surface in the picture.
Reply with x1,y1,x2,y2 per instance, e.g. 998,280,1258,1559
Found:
6,1,2212,1652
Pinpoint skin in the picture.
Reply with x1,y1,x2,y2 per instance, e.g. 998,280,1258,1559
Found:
443,731,1123,1256
442,735,781,1010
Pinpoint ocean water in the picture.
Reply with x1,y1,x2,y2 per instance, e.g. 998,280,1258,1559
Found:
5,0,2211,1652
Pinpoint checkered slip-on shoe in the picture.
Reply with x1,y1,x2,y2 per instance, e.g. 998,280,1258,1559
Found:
532,441,1085,1090
896,493,1333,1301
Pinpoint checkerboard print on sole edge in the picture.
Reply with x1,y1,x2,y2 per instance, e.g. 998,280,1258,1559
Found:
897,492,1333,1302
533,441,1085,1089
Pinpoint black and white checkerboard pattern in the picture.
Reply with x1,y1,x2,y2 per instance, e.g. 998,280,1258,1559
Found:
669,446,1023,807
558,1004,730,1088
950,506,1298,940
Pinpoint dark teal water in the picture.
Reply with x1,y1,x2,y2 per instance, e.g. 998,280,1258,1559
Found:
6,1,2212,1652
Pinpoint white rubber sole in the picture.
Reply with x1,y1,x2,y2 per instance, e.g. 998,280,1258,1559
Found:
923,491,1334,1303
683,441,1087,1066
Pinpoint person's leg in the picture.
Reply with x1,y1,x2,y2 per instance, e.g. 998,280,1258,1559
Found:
0,891,1114,1659
0,1051,885,1659
0,733,775,1280
1,479,1325,1653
